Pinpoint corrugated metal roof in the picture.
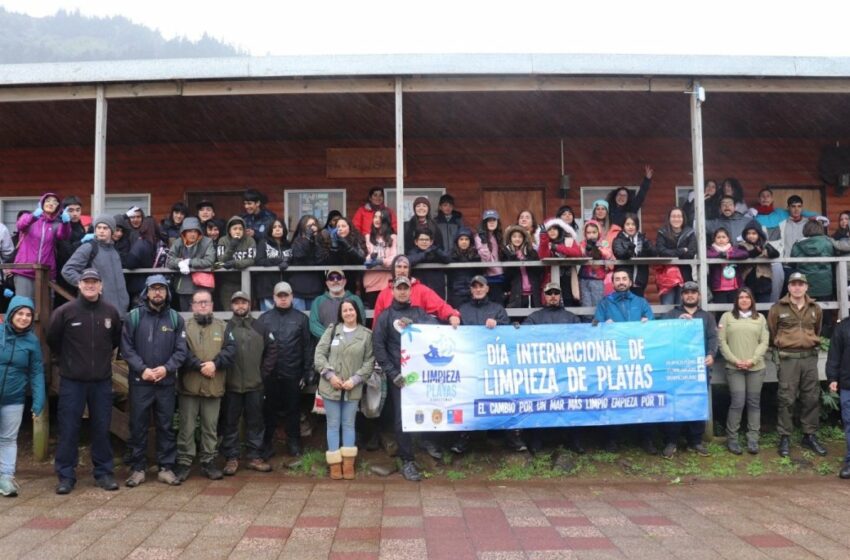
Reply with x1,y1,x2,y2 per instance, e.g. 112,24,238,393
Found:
1,53,850,86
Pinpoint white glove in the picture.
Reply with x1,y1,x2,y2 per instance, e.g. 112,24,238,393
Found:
746,208,758,218
178,259,190,275
815,215,830,228
126,206,141,218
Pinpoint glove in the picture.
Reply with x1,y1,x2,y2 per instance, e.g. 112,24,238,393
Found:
370,252,378,261
32,206,43,218
81,233,95,243
747,246,762,258
392,374,406,388
221,260,235,270
278,259,290,271
815,215,830,228
178,259,191,275
677,247,690,258
125,206,140,218
3,288,13,299
61,209,71,224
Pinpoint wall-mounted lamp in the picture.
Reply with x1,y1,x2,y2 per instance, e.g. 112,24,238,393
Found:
559,138,570,198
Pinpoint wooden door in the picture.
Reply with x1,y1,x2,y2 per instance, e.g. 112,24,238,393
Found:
481,188,546,227
186,191,245,223
769,187,824,214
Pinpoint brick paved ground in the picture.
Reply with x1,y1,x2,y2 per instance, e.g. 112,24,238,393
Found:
2,467,850,559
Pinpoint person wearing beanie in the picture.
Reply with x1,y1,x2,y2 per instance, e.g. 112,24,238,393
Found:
61,214,130,320
403,196,442,253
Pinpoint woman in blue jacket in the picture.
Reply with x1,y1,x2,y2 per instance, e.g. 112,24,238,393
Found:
0,296,45,497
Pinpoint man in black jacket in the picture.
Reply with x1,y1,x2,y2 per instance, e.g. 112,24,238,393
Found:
372,276,437,481
827,317,850,478
47,269,122,495
435,194,465,253
258,281,314,458
661,281,718,458
120,274,188,488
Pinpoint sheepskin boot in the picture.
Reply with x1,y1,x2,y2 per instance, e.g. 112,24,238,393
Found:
340,447,358,480
326,450,343,480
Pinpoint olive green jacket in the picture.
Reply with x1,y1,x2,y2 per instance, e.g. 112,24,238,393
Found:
179,317,236,398
314,324,374,401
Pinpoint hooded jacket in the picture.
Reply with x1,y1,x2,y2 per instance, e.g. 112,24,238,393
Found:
0,296,45,414
372,276,460,323
737,221,779,295
593,290,654,324
241,207,277,244
225,313,278,393
13,192,72,280
790,234,834,299
216,216,257,268
166,218,216,295
253,237,292,300
580,220,614,280
180,316,237,398
61,215,130,319
537,218,583,297
501,225,542,307
447,227,482,306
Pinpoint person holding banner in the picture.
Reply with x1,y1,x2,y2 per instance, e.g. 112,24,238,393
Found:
372,276,438,482
593,268,655,454
661,281,717,458
372,255,461,326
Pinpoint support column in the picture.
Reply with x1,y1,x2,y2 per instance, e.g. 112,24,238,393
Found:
93,84,107,217
394,77,405,232
690,82,708,309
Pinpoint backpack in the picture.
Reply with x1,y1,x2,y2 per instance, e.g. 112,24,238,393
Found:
127,306,180,333
85,241,98,268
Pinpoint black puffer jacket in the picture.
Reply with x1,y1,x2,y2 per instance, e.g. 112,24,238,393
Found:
47,296,122,382
434,210,464,253
524,305,580,325
289,233,328,299
656,225,697,282
254,238,291,300
257,305,314,382
459,297,509,326
447,227,481,308
612,230,655,290
372,300,437,380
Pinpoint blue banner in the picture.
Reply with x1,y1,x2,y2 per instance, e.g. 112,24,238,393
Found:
400,320,708,431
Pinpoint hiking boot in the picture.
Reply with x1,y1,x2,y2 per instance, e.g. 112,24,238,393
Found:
419,439,443,460
0,475,19,497
400,460,422,482
689,443,710,457
641,439,658,456
223,458,239,476
286,439,303,457
840,462,850,480
157,469,181,486
450,433,470,454
777,435,790,457
201,462,223,480
801,434,827,456
662,443,676,459
247,458,272,472
125,470,146,488
747,440,760,455
55,479,74,495
505,430,527,452
727,439,743,455
174,464,191,483
95,475,119,491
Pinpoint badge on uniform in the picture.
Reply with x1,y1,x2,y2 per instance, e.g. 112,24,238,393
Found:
331,339,341,346
104,318,112,329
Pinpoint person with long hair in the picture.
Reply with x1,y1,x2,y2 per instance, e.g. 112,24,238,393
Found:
289,215,328,311
315,299,373,480
706,227,749,305
12,192,72,298
655,207,697,305
502,225,541,308
352,187,397,236
684,179,722,226
605,165,653,227
833,211,850,241
403,197,442,253
719,288,769,455
514,209,543,251
612,213,654,297
537,217,582,304
475,209,506,303
721,177,749,215
254,219,291,311
363,210,397,309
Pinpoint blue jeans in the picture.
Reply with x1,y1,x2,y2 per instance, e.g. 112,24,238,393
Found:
55,377,114,483
292,297,314,311
841,389,850,462
0,404,24,477
324,397,358,451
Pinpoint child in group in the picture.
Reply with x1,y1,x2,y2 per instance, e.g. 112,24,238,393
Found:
447,227,481,308
475,210,506,304
216,216,257,309
363,209,397,309
537,218,582,303
407,229,451,299
579,220,614,307
502,225,541,308
737,222,779,303
612,213,654,298
706,227,748,304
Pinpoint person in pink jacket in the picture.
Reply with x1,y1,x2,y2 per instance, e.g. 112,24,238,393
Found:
12,192,72,299
363,209,398,308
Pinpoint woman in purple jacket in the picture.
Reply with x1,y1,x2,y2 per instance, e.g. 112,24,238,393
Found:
12,192,72,299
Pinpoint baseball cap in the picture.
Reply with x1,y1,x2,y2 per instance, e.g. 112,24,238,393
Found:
787,272,808,284
325,267,345,278
543,282,562,293
273,281,293,295
482,209,500,221
469,275,488,286
80,268,101,282
393,276,412,288
682,281,700,292
230,290,251,302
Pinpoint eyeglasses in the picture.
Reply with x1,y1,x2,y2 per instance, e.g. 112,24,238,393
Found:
544,290,561,296
275,292,292,297
327,275,344,282
192,300,212,306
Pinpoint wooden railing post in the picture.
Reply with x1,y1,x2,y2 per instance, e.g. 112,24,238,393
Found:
32,265,50,461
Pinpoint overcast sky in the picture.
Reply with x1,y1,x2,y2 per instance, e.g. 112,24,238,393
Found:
4,0,850,58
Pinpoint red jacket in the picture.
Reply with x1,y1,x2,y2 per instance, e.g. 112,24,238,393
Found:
372,277,460,322
352,204,397,237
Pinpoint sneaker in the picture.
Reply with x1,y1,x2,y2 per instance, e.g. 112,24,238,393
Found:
248,458,272,472
505,430,527,452
201,462,223,480
662,443,676,459
95,475,119,491
157,469,181,486
727,439,743,455
689,443,710,457
223,458,239,476
55,479,74,495
0,475,19,497
400,460,422,482
125,470,146,488
174,464,191,483
419,439,443,460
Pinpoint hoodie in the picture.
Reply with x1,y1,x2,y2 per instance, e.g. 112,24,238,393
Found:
580,220,614,280
447,227,481,307
737,221,779,295
0,296,45,414
166,217,216,295
502,225,541,307
13,192,72,280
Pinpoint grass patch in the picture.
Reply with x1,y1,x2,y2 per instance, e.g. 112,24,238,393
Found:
489,452,564,481
746,459,765,477
817,425,844,442
815,461,836,476
446,470,467,481
773,456,798,475
588,451,618,464
289,448,325,476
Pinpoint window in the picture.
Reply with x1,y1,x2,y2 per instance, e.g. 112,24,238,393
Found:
0,194,151,235
0,197,40,233
385,188,445,222
104,194,151,217
675,186,693,209
579,186,641,226
284,189,347,232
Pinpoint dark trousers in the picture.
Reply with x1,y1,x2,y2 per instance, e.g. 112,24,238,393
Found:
55,377,114,483
388,380,414,461
662,421,704,447
222,390,265,460
262,375,301,457
128,382,177,471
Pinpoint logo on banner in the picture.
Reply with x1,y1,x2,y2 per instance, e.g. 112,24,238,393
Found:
431,409,443,425
414,410,424,424
423,336,455,365
448,409,464,424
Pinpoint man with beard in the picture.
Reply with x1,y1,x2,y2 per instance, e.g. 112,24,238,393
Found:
120,275,188,487
221,291,278,475
174,289,236,481
309,267,365,339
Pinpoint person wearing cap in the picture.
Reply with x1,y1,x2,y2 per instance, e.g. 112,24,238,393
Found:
768,272,826,458
718,288,770,456
54,195,89,306
62,214,130,320
372,255,461,325
404,196,442,254
352,187,398,237
196,199,216,226
309,268,365,339
451,275,510,455
166,217,216,311
523,282,582,456
160,202,189,243
120,275,188,487
175,288,237,481
12,192,72,299
47,268,122,494
476,209,506,304
258,281,315,458
215,216,257,310
241,189,277,243
434,194,465,253
220,291,278,476
372,276,438,481
605,165,654,228
661,281,718,459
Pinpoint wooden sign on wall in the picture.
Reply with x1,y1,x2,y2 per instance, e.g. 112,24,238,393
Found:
326,148,404,178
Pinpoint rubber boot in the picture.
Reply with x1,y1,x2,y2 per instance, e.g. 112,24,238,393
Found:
326,450,343,480
341,446,358,480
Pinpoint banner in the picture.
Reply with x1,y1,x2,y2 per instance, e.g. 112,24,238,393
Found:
400,320,708,432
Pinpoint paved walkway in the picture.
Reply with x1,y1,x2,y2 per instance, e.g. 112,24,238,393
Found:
1,467,849,559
